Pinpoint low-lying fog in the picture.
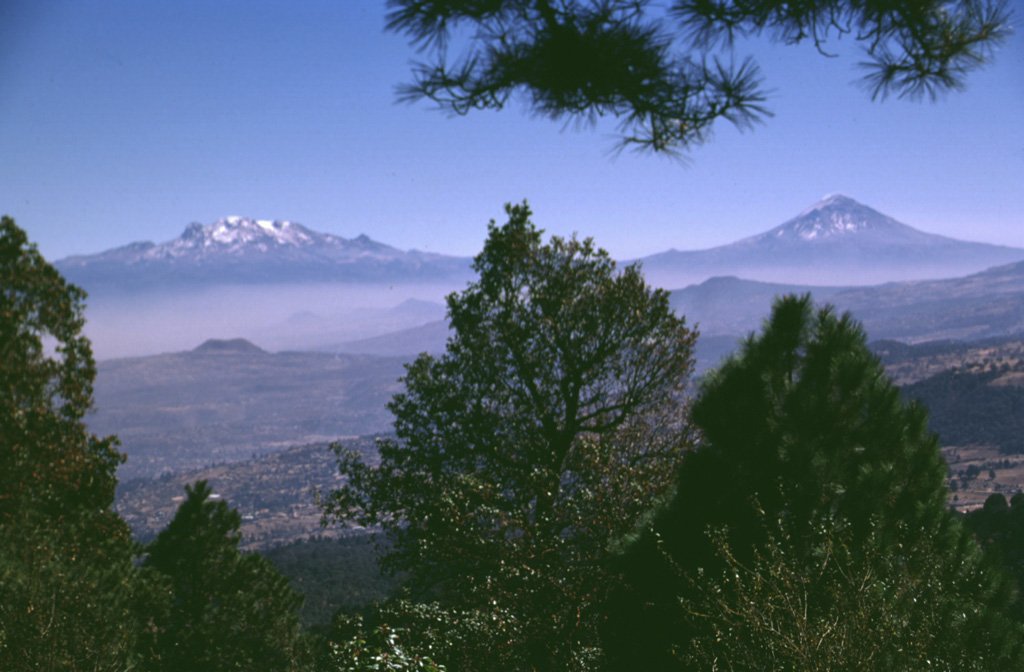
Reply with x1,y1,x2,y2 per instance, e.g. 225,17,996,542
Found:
82,282,457,360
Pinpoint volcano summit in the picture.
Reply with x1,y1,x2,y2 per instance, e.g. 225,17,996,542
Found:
638,195,1024,288
55,216,473,290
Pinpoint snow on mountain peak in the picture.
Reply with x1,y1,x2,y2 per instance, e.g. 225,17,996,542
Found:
102,215,426,268
776,195,892,241
735,195,934,248
51,212,478,290
798,193,857,218
785,211,868,241
178,216,317,250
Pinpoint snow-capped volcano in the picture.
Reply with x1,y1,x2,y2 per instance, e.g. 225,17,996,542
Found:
638,195,1024,288
125,216,400,262
55,217,472,289
741,194,935,246
795,193,890,235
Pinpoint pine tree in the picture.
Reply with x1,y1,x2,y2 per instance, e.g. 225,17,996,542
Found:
605,294,1024,670
142,481,305,672
966,493,1024,622
386,0,1010,153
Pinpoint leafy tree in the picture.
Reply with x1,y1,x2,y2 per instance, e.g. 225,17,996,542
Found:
0,214,123,526
604,294,1024,670
327,610,447,672
327,599,544,672
322,202,697,670
386,0,1011,152
0,518,166,672
0,215,142,671
141,480,305,672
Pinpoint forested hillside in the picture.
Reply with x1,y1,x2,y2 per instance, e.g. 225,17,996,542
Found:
904,360,1024,454
262,535,394,630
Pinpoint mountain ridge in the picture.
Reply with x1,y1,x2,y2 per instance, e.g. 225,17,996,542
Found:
670,259,1024,345
639,195,1024,287
56,216,474,288
53,196,1024,291
51,197,1024,360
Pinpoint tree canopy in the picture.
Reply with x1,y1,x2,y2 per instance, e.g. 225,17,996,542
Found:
0,215,143,671
0,215,123,525
322,202,697,670
604,294,1024,670
386,0,1011,152
966,493,1024,623
142,480,305,672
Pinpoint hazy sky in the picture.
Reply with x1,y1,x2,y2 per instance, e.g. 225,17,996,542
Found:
3,0,1022,263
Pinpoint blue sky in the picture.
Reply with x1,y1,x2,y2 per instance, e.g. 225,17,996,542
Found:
2,0,1022,263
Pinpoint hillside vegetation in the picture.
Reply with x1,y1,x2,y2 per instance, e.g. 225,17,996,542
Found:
11,209,1024,671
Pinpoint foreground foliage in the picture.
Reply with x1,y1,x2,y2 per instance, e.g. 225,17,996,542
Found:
141,481,306,672
0,519,145,671
966,493,1024,622
6,213,1024,671
606,294,1024,670
0,215,140,670
329,610,447,672
323,202,697,670
386,0,1011,152
1,218,309,671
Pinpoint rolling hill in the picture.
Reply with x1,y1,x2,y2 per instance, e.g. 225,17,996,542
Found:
671,260,1024,345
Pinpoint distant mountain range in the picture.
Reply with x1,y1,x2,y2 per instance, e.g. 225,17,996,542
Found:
334,259,1024,369
56,216,474,288
55,196,1024,294
671,259,1024,345
55,197,1024,360
637,195,1024,288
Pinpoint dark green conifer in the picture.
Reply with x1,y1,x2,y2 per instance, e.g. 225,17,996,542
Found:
605,294,1024,670
142,481,304,672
